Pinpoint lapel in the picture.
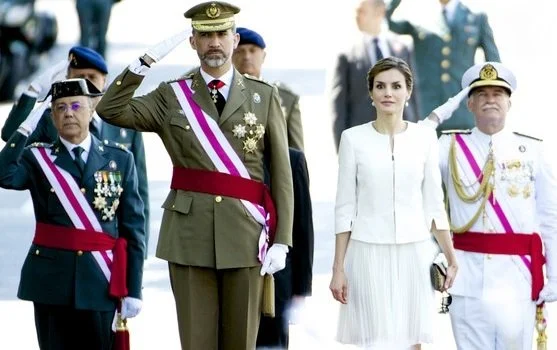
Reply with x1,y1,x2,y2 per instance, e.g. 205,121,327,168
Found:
219,69,247,126
51,139,82,179
356,39,372,69
450,3,467,33
82,136,110,182
190,70,220,123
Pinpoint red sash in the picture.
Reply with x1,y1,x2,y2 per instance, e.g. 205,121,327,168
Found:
170,167,277,243
33,222,128,298
453,232,545,300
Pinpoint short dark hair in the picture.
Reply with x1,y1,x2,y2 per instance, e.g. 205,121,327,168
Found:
367,57,413,92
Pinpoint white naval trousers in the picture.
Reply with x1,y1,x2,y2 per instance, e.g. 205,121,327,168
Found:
450,295,536,350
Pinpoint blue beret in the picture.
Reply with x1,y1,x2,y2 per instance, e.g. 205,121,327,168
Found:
68,46,108,74
237,27,266,49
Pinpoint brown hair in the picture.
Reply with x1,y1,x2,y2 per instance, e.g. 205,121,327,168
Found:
367,57,413,93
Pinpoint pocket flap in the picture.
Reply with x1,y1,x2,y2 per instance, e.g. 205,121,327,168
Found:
161,191,193,215
169,116,190,131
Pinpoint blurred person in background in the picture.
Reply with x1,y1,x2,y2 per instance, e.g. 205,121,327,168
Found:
387,0,500,133
330,0,420,152
233,27,304,151
75,0,117,57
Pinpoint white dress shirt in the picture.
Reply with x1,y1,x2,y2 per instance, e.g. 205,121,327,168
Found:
60,134,92,163
200,66,234,101
335,122,449,244
439,127,557,299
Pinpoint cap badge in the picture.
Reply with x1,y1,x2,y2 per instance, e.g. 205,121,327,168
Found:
479,64,497,81
206,3,221,18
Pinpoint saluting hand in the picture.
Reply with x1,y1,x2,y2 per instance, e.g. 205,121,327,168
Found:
144,29,192,64
29,59,69,97
18,95,52,136
330,271,348,304
431,86,471,124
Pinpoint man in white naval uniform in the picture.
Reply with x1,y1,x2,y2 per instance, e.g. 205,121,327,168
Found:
422,61,557,349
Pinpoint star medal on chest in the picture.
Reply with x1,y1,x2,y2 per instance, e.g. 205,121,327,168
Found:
92,170,123,221
232,112,265,154
499,159,533,199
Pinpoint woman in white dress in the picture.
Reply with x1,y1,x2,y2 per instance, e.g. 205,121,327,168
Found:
329,57,458,350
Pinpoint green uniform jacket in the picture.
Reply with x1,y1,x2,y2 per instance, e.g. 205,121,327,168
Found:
0,132,145,311
0,93,150,254
274,82,304,151
387,0,500,131
96,67,293,269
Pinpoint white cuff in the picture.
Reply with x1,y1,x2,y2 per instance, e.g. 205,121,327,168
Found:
129,58,150,76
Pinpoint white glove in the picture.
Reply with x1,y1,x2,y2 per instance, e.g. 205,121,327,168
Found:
29,59,69,97
144,29,191,63
18,95,52,136
537,278,557,305
431,86,471,123
260,243,289,276
120,296,143,319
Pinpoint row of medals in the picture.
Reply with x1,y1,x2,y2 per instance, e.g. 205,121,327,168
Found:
93,171,123,221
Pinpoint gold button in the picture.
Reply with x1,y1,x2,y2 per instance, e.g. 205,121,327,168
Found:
35,249,40,255
486,254,492,260
116,81,122,86
441,73,451,83
10,143,15,148
442,47,451,56
50,188,55,193
215,196,222,203
172,205,175,209
185,125,191,130
80,188,86,193
418,32,426,40
77,250,83,256
441,60,451,69
467,38,476,46
443,34,452,42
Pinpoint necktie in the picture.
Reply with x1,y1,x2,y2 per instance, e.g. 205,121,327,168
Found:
442,8,451,26
208,79,226,116
373,38,383,62
90,119,100,139
72,146,85,173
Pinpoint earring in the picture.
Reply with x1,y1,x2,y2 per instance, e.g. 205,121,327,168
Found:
405,101,409,107
371,101,375,107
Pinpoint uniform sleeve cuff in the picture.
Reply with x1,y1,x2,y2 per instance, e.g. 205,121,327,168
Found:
129,58,151,76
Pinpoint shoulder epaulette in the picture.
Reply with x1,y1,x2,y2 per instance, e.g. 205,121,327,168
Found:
513,132,543,142
28,142,52,148
441,129,472,135
273,81,298,97
243,74,273,87
101,140,130,152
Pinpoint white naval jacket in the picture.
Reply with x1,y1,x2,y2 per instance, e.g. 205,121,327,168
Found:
335,122,449,244
439,128,557,300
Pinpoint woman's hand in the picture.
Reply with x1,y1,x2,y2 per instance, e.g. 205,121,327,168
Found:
443,263,458,291
329,270,348,304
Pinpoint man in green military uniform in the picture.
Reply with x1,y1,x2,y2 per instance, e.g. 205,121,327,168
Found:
387,0,500,132
96,2,294,350
232,27,304,150
1,46,151,257
0,78,145,349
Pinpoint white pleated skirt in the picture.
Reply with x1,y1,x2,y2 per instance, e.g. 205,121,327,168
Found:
337,238,438,350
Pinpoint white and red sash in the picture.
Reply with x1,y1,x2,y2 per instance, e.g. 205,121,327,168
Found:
30,147,113,281
454,134,532,269
170,79,269,262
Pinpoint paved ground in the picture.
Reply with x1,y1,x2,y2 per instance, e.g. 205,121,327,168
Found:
0,0,556,349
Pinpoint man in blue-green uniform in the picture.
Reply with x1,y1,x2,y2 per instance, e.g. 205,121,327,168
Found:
1,46,151,257
0,78,145,350
387,0,500,131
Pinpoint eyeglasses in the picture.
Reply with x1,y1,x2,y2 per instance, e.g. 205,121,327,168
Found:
54,102,84,114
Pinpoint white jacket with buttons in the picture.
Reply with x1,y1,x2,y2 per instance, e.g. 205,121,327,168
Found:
335,122,449,244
